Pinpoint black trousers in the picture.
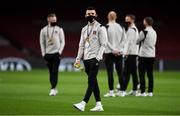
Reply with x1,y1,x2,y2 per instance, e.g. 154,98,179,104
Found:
44,53,60,89
123,55,139,91
138,57,155,93
83,58,101,103
104,53,123,91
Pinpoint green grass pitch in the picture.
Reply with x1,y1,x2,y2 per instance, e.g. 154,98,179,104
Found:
0,70,180,115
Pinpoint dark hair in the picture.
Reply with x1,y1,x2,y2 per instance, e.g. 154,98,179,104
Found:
144,17,154,26
126,14,136,21
47,13,56,18
86,6,96,10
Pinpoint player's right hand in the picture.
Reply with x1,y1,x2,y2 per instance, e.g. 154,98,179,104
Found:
74,60,81,68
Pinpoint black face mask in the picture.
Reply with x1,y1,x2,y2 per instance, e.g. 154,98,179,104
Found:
50,22,57,27
86,16,96,23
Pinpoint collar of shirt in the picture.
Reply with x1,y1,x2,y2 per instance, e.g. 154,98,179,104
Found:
128,24,136,29
145,26,153,30
88,20,97,26
108,21,116,25
86,20,100,31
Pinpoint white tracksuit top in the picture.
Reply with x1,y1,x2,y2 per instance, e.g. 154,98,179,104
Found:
137,26,157,57
123,24,139,55
105,22,126,54
40,25,65,57
76,21,108,61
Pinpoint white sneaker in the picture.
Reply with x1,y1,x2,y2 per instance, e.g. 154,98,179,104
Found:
147,92,153,97
116,91,126,97
73,101,86,112
104,92,116,97
49,89,58,96
136,92,147,97
90,105,104,112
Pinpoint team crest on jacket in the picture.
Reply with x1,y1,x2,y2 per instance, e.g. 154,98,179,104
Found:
93,31,97,35
55,30,58,34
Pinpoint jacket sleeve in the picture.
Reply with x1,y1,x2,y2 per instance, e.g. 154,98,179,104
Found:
96,26,108,61
137,30,145,44
58,28,65,54
123,29,134,55
76,29,85,61
39,29,46,57
118,27,126,53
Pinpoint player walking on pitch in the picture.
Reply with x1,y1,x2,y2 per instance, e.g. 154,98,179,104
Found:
73,7,107,112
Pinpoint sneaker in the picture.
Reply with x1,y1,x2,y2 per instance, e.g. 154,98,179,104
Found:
116,91,126,97
90,105,104,112
136,92,147,97
49,89,58,96
73,101,86,112
147,92,153,97
104,92,116,97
